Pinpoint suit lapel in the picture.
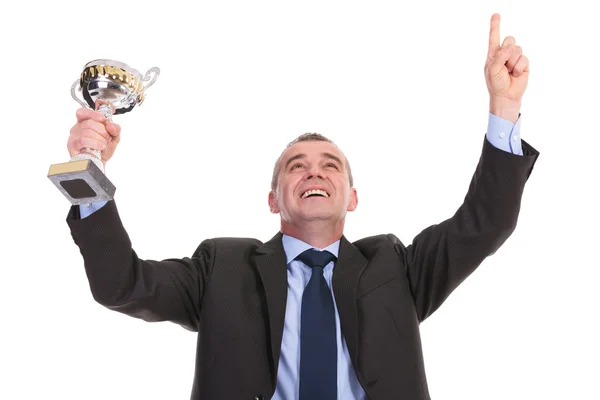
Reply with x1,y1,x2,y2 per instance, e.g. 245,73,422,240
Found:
253,232,288,388
333,235,369,371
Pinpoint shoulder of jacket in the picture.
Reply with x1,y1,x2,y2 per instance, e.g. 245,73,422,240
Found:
352,233,403,247
351,233,407,255
192,237,264,257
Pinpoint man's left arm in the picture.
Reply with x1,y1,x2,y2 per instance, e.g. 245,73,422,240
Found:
396,14,540,321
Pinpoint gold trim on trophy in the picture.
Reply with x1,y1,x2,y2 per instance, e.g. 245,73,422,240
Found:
48,160,92,176
80,64,146,105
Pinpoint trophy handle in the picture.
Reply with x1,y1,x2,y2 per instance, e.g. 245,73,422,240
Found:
71,79,88,108
142,67,160,90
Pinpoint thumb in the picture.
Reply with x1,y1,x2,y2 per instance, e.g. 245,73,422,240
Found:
106,121,121,138
488,45,513,77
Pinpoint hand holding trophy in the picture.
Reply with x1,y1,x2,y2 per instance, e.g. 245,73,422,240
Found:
48,60,159,204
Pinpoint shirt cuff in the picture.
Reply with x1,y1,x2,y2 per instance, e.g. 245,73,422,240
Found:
79,201,108,219
486,112,523,156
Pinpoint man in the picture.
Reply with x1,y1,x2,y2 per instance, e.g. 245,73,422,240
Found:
66,13,539,399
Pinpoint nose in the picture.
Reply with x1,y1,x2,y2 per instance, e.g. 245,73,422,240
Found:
306,165,325,180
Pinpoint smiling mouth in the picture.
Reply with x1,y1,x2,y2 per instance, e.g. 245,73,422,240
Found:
301,189,330,199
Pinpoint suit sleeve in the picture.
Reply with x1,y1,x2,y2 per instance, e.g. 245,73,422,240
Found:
66,200,213,332
396,134,539,322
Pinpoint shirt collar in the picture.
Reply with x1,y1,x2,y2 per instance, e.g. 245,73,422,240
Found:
281,234,340,264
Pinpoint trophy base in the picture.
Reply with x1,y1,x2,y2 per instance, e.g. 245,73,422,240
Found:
48,159,116,205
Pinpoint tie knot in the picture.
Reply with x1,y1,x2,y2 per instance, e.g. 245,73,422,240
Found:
295,248,336,269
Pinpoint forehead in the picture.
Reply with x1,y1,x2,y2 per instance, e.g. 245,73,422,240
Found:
280,140,344,163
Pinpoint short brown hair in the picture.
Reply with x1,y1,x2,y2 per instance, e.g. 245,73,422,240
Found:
271,133,354,191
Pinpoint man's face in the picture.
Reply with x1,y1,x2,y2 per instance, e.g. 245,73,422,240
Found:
269,140,358,225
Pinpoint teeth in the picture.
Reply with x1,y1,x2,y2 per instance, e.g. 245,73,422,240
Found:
301,189,329,198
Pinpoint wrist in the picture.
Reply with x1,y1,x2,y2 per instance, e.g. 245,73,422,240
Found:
489,97,521,124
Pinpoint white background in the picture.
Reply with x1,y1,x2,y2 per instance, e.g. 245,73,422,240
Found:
1,0,598,399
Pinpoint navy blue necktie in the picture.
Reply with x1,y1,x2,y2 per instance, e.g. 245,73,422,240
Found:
296,248,337,400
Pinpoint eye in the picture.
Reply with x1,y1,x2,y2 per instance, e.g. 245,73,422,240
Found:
325,162,339,169
291,163,304,170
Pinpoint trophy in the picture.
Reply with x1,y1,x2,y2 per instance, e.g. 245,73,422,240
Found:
48,59,159,205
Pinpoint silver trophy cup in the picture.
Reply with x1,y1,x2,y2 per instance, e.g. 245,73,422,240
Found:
48,59,159,205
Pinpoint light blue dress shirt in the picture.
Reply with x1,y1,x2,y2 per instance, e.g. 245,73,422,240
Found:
76,112,524,397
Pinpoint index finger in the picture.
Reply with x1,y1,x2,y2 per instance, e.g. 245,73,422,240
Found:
488,13,501,58
76,107,105,123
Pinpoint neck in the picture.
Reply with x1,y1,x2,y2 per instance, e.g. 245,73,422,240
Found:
280,219,344,249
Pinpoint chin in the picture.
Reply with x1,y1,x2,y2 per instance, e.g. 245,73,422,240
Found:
298,210,338,221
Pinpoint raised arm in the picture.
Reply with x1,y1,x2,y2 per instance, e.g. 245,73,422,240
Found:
398,14,537,321
65,107,210,331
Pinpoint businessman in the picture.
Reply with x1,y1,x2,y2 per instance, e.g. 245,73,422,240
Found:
66,13,539,399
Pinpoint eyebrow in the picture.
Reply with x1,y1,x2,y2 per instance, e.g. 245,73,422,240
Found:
284,152,343,169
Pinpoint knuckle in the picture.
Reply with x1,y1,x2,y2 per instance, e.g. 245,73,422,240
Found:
72,129,85,142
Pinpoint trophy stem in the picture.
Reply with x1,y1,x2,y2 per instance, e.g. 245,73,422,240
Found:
97,103,114,120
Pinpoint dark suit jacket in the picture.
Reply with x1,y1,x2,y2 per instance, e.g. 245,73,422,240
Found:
67,136,539,399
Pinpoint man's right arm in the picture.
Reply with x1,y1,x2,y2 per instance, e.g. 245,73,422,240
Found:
67,108,208,331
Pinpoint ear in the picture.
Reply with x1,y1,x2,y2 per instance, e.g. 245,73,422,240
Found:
268,191,280,214
347,188,358,212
